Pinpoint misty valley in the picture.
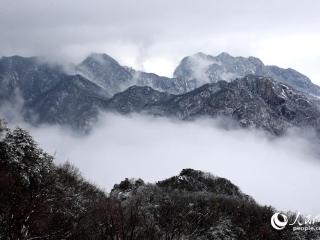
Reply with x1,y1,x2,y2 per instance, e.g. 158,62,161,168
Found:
1,50,320,239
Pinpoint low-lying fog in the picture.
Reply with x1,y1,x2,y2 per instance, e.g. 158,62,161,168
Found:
16,113,320,215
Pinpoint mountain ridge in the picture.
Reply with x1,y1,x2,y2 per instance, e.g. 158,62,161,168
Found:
106,75,320,135
174,52,320,96
1,53,320,134
76,53,190,96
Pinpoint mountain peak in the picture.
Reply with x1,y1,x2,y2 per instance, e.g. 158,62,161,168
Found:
1,55,37,61
174,52,320,96
82,52,120,66
179,168,215,179
157,168,249,200
0,55,39,68
76,53,132,95
216,52,232,59
192,52,210,58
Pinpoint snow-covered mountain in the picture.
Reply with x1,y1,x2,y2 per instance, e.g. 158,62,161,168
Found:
0,56,71,104
0,56,109,131
1,53,320,134
76,53,190,96
174,52,320,96
106,75,320,135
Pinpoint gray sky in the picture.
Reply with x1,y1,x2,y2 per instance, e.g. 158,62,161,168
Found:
1,0,320,82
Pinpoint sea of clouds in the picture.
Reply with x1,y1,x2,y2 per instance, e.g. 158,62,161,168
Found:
11,112,319,215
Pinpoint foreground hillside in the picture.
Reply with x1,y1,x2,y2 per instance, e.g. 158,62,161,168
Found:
1,122,319,239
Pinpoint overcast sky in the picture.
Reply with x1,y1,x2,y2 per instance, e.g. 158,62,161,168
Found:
1,0,320,82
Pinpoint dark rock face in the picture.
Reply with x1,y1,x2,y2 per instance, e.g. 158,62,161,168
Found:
108,75,320,135
107,85,174,114
174,52,320,96
26,75,109,131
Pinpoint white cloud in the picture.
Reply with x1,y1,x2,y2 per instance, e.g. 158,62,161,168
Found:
21,113,320,215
